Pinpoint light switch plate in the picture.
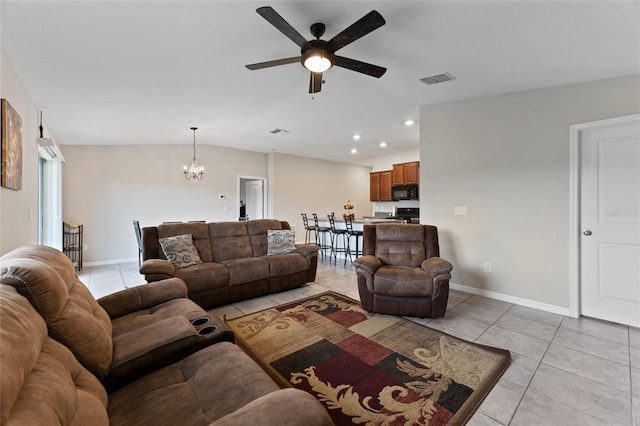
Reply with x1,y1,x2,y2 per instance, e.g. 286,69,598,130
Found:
454,206,468,216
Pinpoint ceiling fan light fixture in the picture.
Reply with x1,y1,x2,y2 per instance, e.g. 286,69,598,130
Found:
303,49,333,73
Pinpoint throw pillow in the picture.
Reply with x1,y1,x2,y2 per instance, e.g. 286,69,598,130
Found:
158,234,203,268
267,230,296,255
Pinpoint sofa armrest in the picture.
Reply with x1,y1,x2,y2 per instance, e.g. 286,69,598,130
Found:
421,257,453,278
140,259,176,278
97,278,188,319
294,244,319,257
353,255,382,275
108,316,200,388
210,388,333,426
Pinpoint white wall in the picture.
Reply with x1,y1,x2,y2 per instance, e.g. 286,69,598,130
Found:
62,144,267,263
0,50,40,254
420,75,640,311
62,146,374,262
270,153,372,243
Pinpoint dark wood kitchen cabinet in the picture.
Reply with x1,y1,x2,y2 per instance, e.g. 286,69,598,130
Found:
392,161,420,186
370,170,393,201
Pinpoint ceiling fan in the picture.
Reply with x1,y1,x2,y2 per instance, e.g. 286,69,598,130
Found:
246,6,387,94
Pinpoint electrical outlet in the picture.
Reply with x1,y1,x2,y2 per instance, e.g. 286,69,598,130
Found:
483,262,492,272
83,244,88,251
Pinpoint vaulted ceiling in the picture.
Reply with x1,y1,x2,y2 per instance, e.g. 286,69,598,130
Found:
2,1,639,165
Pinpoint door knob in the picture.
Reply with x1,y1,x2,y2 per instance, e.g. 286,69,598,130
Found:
583,230,592,236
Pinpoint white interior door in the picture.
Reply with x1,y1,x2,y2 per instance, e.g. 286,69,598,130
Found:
580,116,640,327
246,180,264,220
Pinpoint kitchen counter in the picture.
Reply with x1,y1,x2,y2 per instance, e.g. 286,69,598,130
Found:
317,217,405,231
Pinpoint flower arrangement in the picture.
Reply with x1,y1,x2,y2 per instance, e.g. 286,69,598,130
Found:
343,200,355,219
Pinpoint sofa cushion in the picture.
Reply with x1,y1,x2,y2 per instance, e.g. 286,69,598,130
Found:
221,257,269,286
372,265,433,297
0,247,114,380
209,222,253,261
262,253,307,276
158,222,213,263
247,219,284,257
1,285,109,425
159,234,203,268
107,342,280,425
266,229,296,255
174,262,230,294
374,224,426,267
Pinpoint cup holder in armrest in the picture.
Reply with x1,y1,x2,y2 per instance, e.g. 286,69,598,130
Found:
191,317,210,327
189,314,233,343
198,326,218,336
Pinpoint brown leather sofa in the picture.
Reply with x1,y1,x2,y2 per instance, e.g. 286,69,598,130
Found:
0,285,333,425
353,224,453,318
140,219,319,309
0,245,230,391
0,245,333,425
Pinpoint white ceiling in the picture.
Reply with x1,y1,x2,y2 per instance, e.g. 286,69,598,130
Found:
2,1,639,165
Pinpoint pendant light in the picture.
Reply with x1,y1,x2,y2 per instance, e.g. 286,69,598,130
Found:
183,127,204,182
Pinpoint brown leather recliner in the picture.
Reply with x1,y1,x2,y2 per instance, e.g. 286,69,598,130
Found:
353,224,453,318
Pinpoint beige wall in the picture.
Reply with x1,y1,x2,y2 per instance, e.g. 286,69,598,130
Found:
62,146,374,263
270,153,372,243
62,144,268,263
420,75,640,311
0,50,40,254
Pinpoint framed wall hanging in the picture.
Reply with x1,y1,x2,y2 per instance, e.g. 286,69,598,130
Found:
1,98,23,190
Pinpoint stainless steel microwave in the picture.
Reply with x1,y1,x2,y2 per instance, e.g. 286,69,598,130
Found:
392,185,418,200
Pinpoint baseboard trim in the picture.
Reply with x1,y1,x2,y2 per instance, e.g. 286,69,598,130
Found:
84,257,138,267
449,281,574,317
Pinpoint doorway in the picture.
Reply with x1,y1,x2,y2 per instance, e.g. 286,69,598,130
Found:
239,176,266,221
38,147,64,249
569,114,640,327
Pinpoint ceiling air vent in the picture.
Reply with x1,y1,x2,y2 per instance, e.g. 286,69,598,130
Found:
269,128,290,135
420,72,455,86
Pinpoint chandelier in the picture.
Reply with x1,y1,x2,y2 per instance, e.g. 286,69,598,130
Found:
183,127,204,182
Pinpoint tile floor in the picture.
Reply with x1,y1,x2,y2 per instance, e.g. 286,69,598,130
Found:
80,258,639,426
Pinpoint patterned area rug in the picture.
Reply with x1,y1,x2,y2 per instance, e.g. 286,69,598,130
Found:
226,292,510,425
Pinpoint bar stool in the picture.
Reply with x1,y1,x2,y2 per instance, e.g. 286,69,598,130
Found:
312,213,332,259
300,213,316,244
328,214,350,265
344,216,363,261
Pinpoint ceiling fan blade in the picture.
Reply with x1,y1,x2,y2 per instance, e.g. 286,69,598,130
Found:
333,56,387,78
309,72,323,93
328,10,385,52
246,56,301,70
256,6,309,49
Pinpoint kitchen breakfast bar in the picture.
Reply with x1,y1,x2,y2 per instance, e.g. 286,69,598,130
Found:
312,217,406,263
316,217,405,231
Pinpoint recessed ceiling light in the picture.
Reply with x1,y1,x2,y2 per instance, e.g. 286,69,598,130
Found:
404,120,414,127
350,148,357,154
352,134,361,141
379,142,387,147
